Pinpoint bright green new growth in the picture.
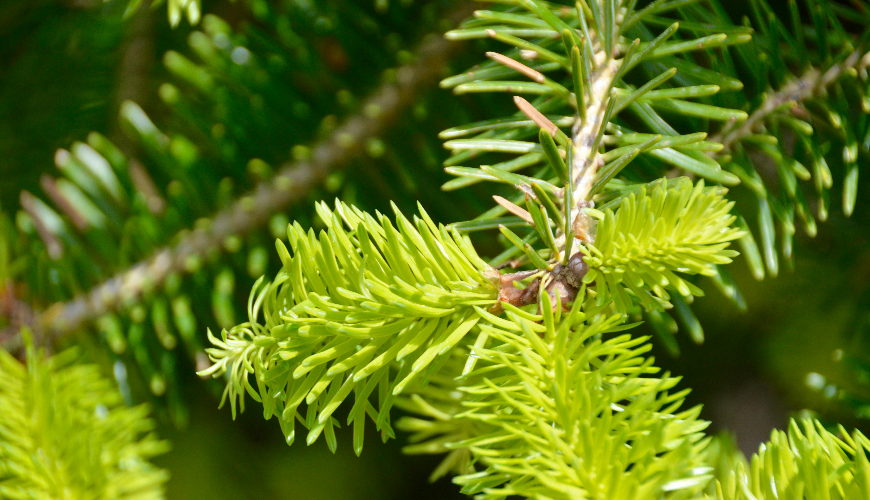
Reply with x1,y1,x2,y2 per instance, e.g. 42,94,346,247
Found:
0,334,169,499
441,295,711,499
711,419,870,500
584,178,744,313
201,180,744,455
200,201,499,455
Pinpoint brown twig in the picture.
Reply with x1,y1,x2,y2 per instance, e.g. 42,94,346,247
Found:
484,15,618,310
711,49,870,155
551,32,617,253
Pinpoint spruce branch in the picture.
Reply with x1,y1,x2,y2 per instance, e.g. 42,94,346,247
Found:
438,0,753,316
190,2,870,497
712,48,870,155
406,293,712,499
199,201,498,455
710,419,870,500
438,0,870,320
0,332,169,498
4,12,472,348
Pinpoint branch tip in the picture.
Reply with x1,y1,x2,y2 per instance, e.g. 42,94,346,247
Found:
514,96,558,136
488,52,546,83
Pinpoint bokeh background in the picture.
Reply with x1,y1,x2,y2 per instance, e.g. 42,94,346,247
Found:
2,0,869,498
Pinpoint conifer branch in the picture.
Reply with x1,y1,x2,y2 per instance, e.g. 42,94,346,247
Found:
556,44,616,254
194,2,870,497
440,0,754,313
0,335,170,497
199,200,498,454
4,7,473,347
568,51,615,205
712,48,870,155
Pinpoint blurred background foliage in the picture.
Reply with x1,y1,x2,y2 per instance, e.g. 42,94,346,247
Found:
1,0,869,498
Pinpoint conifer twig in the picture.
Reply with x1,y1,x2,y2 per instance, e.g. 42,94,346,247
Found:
712,48,870,154
492,32,620,309
2,4,475,347
553,39,617,252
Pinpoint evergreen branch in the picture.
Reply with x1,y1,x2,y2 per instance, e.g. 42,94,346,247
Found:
704,1,870,278
0,332,169,498
438,0,750,297
712,48,870,155
439,0,870,319
8,0,870,498
199,201,498,455
582,178,744,313
711,419,870,500
406,293,712,499
558,35,618,252
5,14,471,348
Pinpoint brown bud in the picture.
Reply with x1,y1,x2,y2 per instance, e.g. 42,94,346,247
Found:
544,278,576,313
567,252,588,287
489,271,540,315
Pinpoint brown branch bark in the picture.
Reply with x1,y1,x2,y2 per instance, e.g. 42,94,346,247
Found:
711,49,870,155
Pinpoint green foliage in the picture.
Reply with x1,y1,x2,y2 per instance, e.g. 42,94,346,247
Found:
438,296,711,499
201,176,746,460
438,0,870,339
439,0,748,202
711,419,870,500
583,178,744,313
433,0,756,345
199,201,498,455
118,0,199,27
5,0,464,423
201,189,742,496
162,0,199,27
4,0,870,498
697,0,870,280
0,333,169,499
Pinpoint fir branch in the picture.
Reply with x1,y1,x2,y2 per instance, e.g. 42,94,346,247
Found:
414,293,712,499
4,9,473,348
199,201,498,455
712,48,870,155
582,178,744,313
0,333,169,498
438,0,752,310
711,419,870,500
